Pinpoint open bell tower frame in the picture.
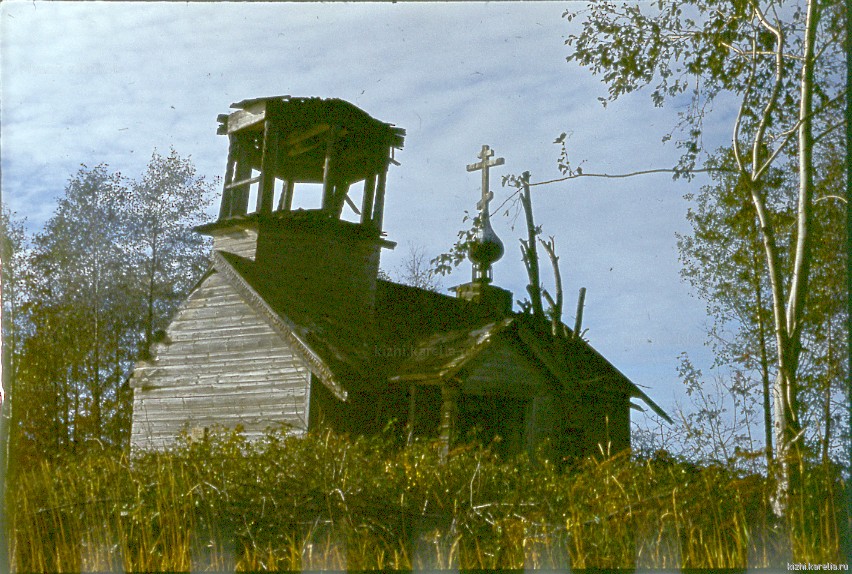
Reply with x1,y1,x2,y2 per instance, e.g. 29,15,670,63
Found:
216,96,405,231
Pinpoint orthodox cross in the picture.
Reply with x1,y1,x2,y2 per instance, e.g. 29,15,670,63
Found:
466,144,504,221
466,145,506,284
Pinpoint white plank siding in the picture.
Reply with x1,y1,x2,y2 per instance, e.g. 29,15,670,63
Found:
210,225,258,260
130,271,311,450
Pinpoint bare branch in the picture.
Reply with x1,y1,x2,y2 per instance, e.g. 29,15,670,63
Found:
720,42,805,61
813,118,846,146
750,2,785,180
813,23,844,62
732,30,758,174
529,167,726,188
753,127,798,181
519,173,544,320
750,0,782,37
493,165,731,218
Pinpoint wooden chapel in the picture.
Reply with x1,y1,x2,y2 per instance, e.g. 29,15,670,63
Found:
129,96,669,459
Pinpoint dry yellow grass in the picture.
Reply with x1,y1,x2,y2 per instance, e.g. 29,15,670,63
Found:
9,427,847,572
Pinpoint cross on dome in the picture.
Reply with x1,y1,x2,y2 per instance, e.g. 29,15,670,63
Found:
465,145,505,284
466,144,505,220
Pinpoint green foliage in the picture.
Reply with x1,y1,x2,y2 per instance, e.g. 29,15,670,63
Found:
678,149,791,348
15,164,135,462
431,176,569,332
795,136,849,461
1,208,27,412
564,0,845,174
565,0,847,503
10,428,847,571
8,151,215,471
129,149,214,349
676,144,848,464
430,211,481,277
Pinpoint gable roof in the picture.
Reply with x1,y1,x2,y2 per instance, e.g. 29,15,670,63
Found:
206,249,670,423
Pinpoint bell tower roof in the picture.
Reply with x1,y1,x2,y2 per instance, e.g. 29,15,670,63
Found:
199,97,405,319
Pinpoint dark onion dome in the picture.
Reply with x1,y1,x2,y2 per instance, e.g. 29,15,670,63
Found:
468,218,504,271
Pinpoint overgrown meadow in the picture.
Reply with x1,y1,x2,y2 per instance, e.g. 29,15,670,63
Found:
11,427,847,572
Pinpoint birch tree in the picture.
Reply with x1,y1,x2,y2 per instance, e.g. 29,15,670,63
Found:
10,153,215,464
677,148,789,468
677,143,846,468
128,149,213,353
0,208,26,571
564,0,845,508
1,209,27,460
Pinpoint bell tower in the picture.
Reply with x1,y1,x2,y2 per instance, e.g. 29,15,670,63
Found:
196,96,405,317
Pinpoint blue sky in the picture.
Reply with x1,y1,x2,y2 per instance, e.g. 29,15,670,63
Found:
1,1,740,416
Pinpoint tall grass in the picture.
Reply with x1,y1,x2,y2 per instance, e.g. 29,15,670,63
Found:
10,427,847,572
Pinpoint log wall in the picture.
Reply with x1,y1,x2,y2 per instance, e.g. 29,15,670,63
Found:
459,337,631,460
255,215,382,318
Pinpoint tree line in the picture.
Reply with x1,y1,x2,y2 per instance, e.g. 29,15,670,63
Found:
1,150,215,473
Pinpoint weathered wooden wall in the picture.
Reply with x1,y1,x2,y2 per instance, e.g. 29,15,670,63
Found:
455,336,631,460
565,388,631,458
456,338,558,457
209,224,259,260
308,377,411,441
130,271,312,450
460,339,551,398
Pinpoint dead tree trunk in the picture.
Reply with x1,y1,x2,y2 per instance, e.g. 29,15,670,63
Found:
519,172,545,321
539,236,567,338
